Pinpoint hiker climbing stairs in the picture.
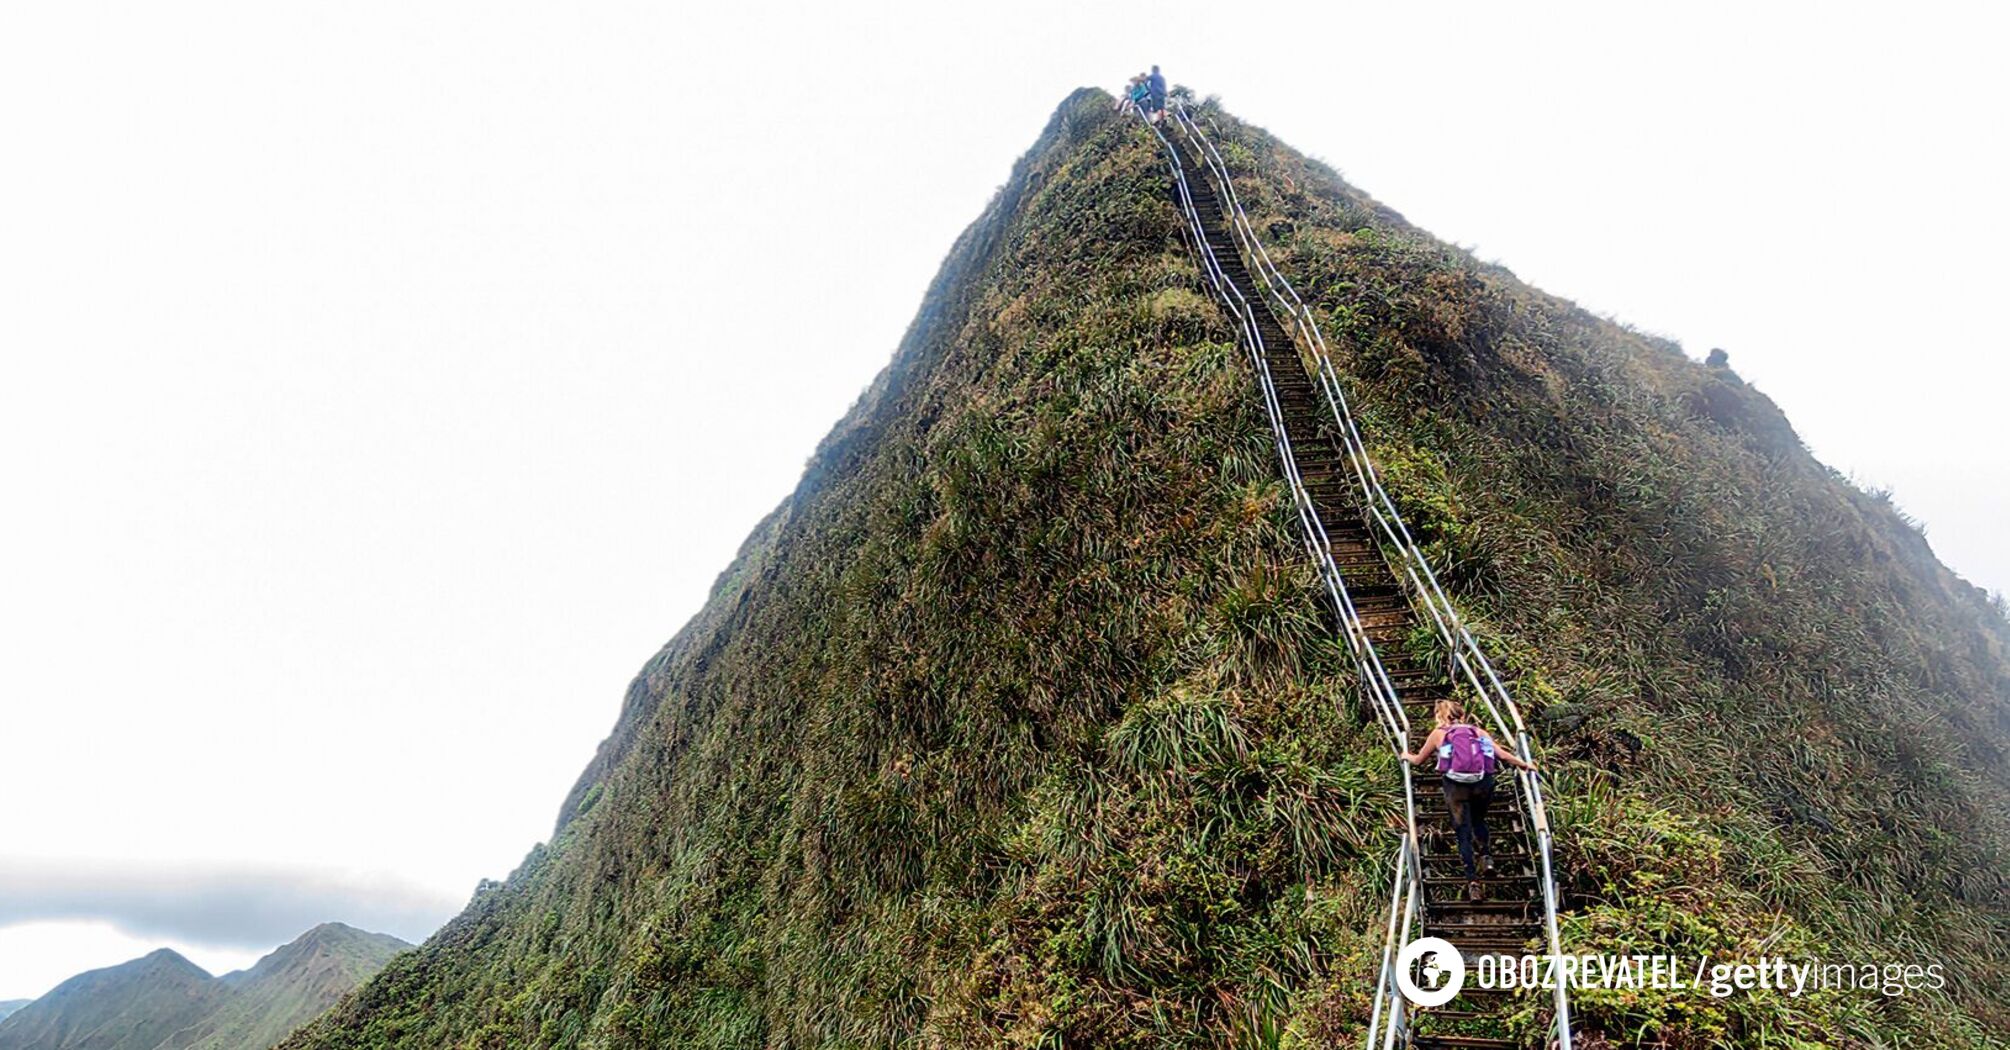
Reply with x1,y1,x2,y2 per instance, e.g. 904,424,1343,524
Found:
1153,116,1558,1050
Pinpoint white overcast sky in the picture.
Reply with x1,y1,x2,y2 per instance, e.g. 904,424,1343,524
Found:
2,0,2004,1003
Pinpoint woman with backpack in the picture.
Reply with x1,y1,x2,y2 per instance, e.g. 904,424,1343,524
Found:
1404,699,1539,900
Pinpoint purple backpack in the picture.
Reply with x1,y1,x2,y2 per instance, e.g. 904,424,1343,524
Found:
1438,725,1497,783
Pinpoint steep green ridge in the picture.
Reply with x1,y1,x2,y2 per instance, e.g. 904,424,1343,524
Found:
0,950,226,1050
1183,98,2010,1046
160,925,411,1050
283,89,2009,1048
0,926,407,1050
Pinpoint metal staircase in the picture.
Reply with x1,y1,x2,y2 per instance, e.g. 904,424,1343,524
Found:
1141,101,1573,1050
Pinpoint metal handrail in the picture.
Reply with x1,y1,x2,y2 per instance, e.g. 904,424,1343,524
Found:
1366,837,1419,1050
1171,103,1524,739
1167,102,1574,1049
1141,112,1428,1050
1143,120,1414,757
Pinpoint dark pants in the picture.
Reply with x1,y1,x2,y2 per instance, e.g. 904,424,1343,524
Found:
1442,774,1495,878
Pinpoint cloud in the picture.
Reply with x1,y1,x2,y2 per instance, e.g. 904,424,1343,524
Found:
0,859,462,949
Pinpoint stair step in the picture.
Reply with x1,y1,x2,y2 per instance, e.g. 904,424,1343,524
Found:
1424,921,1543,937
1417,1009,1497,1023
1407,1029,1511,1045
1432,988,1519,1004
1421,872,1539,886
1423,926,1544,938
1421,896,1536,910
1416,818,1530,835
1413,812,1526,827
1415,844,1535,860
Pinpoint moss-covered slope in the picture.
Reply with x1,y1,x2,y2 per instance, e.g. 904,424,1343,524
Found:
282,89,2010,1049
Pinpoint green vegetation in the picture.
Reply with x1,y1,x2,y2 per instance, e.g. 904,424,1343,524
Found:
165,924,412,1050
0,950,226,1050
1190,95,2010,1045
0,924,408,1050
284,89,2008,1048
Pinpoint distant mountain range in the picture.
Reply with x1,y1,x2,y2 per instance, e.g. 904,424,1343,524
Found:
0,923,406,1050
0,1007,25,1025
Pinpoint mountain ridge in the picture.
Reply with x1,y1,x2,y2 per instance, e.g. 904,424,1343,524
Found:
282,87,2010,1048
0,925,407,1050
0,950,223,1050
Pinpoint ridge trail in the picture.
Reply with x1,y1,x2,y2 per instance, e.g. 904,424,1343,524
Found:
1148,109,1561,1050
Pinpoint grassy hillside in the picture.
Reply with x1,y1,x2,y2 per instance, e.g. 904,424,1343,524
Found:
1177,96,2010,1045
0,927,406,1050
161,924,409,1050
284,89,2009,1049
0,950,226,1050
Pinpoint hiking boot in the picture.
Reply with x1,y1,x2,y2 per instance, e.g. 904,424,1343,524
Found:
1467,879,1483,902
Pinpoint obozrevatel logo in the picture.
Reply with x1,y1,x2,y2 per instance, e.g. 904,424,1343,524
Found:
1396,937,1466,1007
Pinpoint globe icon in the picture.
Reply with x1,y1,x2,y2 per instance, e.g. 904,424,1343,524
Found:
1395,937,1465,1006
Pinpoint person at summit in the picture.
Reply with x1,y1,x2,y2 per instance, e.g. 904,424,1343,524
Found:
1146,64,1167,122
1122,73,1149,115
